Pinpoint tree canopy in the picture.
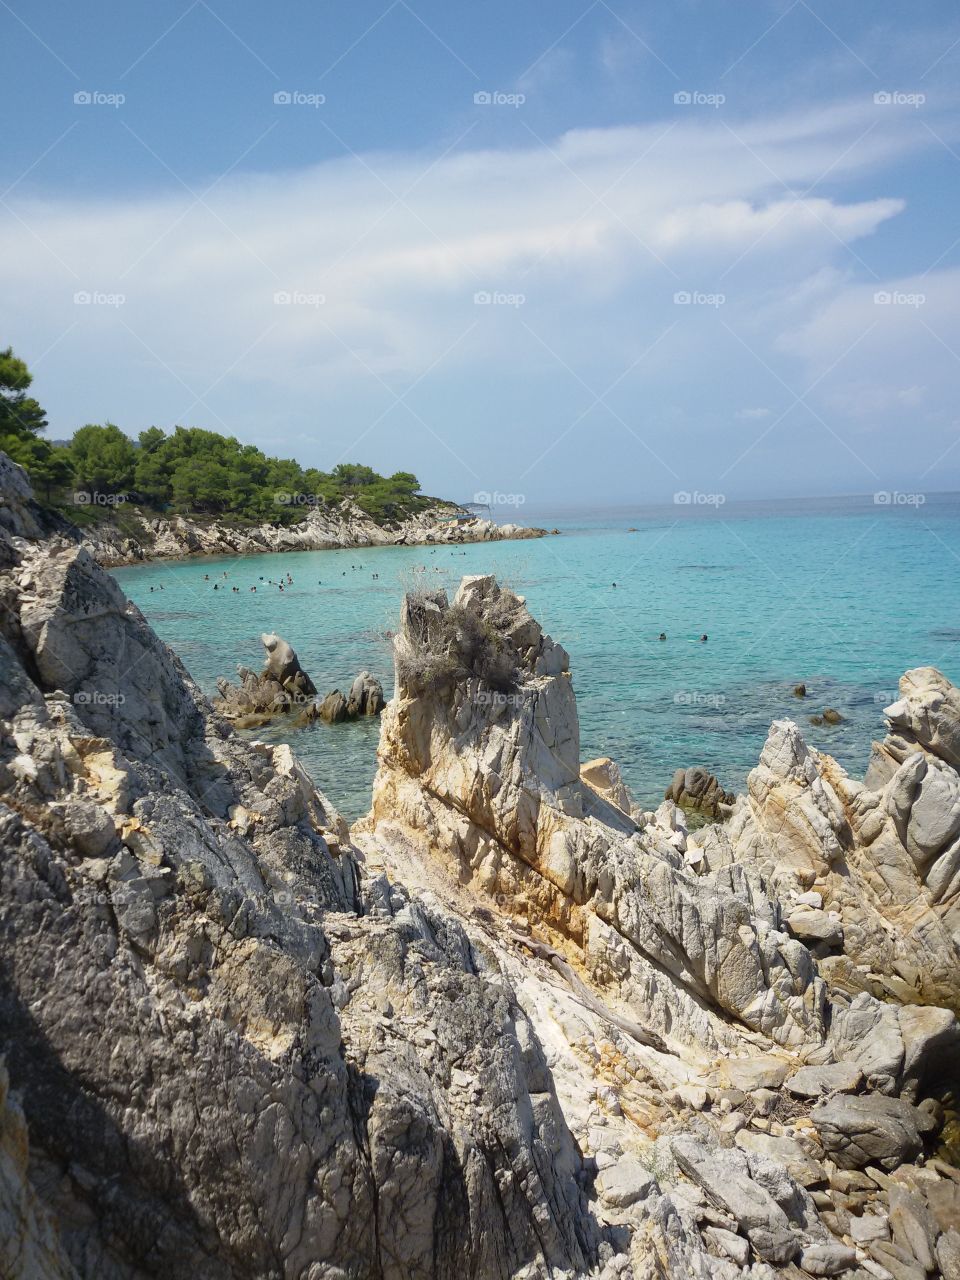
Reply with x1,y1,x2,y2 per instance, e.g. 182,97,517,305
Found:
0,345,435,523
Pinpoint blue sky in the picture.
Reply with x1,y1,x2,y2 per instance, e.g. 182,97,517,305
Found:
2,0,959,503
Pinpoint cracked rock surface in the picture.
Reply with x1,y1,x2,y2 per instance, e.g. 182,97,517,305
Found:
3,458,960,1279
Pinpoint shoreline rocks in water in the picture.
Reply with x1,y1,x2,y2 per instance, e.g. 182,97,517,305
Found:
67,499,549,568
213,631,318,725
318,672,386,723
3,450,960,1280
215,635,385,729
665,765,735,821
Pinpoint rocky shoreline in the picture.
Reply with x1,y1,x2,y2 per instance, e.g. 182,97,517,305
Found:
2,449,960,1280
71,497,548,568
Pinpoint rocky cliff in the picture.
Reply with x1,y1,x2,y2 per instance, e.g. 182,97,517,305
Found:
71,500,546,568
3,456,960,1280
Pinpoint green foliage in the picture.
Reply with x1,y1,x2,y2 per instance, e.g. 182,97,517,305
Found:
69,424,138,496
0,345,48,441
0,345,441,526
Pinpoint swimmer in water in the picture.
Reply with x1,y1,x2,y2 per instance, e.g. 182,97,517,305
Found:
700,634,708,642
659,632,666,641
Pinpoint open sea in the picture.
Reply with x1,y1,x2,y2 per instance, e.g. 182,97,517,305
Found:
112,495,960,821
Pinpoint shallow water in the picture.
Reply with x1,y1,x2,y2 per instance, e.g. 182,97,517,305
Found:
113,494,960,820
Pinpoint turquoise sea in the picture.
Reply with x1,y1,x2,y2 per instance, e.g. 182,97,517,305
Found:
112,495,960,821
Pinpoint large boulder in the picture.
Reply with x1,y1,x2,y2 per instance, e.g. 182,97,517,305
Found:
811,1094,926,1169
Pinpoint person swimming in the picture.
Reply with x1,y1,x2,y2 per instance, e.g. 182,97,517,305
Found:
659,632,666,641
700,634,708,642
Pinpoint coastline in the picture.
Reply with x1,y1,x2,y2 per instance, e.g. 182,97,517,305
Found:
75,500,551,568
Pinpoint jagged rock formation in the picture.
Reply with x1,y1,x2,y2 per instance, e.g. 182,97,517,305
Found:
4,451,960,1280
708,690,960,1012
363,574,960,1278
71,501,547,568
214,632,319,725
0,467,596,1278
369,575,826,1053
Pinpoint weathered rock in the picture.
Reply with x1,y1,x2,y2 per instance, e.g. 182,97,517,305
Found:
812,1095,924,1170
0,1059,74,1279
671,1136,800,1262
734,1129,825,1188
75,498,548,568
785,906,843,949
786,1061,863,1098
850,1211,891,1243
938,1228,960,1280
318,689,349,723
213,631,317,722
665,766,735,821
371,577,827,1052
0,479,598,1279
596,1159,657,1208
798,1241,858,1275
888,1183,937,1273
345,670,385,717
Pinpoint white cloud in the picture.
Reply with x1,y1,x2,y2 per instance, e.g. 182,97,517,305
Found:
0,96,955,497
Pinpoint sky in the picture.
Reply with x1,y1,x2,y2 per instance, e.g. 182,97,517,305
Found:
1,0,959,505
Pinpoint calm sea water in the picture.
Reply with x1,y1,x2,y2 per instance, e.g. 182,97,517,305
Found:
112,495,960,820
